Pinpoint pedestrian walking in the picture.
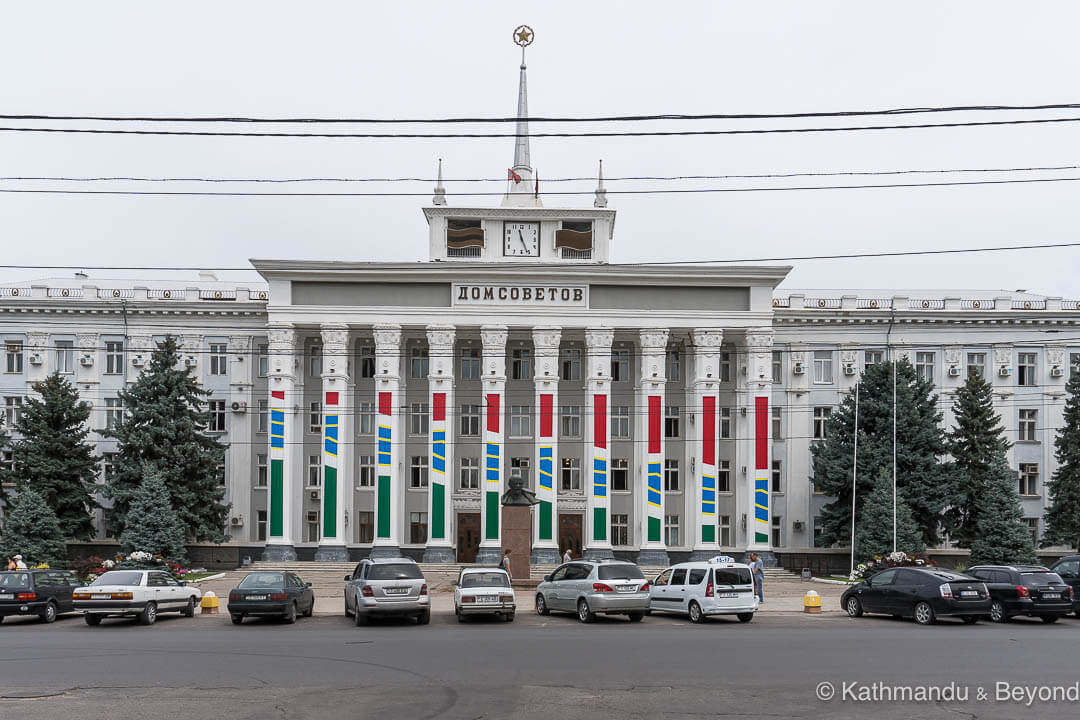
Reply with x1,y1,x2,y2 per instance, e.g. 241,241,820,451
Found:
13,554,28,570
749,553,764,604
562,548,572,564
500,549,513,582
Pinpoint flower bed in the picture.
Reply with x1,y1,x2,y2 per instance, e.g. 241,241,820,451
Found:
849,551,936,583
75,551,198,583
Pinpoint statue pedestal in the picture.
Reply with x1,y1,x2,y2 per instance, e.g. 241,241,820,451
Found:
501,505,532,583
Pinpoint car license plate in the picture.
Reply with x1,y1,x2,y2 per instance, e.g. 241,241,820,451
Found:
719,592,737,598
0,594,12,600
384,587,409,595
1044,593,1060,599
247,595,267,601
960,591,978,597
616,586,637,593
479,595,497,603
92,594,111,599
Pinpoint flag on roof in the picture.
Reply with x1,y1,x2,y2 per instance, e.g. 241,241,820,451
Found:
508,168,522,184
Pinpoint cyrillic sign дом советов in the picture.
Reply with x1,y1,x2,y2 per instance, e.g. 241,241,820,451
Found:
453,283,587,307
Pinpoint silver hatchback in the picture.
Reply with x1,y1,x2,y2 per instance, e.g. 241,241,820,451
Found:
535,560,650,623
344,558,430,625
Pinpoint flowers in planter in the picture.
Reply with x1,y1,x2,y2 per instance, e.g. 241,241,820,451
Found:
849,552,935,583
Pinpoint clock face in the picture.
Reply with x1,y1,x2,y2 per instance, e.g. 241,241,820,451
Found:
503,222,540,257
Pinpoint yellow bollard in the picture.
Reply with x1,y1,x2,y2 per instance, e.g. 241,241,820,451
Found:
803,590,822,614
200,591,220,614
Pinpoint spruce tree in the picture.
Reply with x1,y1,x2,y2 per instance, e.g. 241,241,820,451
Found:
0,422,10,512
103,336,229,542
1043,372,1080,549
119,468,187,561
10,372,100,540
0,488,68,567
813,358,962,547
854,469,925,563
946,369,1011,547
969,455,1038,565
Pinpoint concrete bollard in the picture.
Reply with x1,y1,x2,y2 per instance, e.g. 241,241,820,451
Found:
803,590,822,614
201,591,220,614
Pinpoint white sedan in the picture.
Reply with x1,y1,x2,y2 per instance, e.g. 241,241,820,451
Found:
74,569,202,626
453,568,515,622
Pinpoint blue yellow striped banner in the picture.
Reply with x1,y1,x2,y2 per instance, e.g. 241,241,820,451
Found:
538,446,553,491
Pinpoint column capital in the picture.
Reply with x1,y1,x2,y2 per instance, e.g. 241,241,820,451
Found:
584,327,614,349
744,327,774,352
228,335,253,354
585,328,613,382
531,325,562,351
532,326,562,382
320,323,349,355
639,328,670,353
27,331,48,349
425,323,457,353
744,327,774,388
372,322,402,351
691,328,724,350
480,324,509,352
692,329,724,386
267,325,297,379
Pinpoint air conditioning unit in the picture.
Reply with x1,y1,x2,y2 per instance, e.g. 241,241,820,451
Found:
998,366,1013,377
947,366,961,377
184,356,197,367
79,354,94,366
792,362,806,375
230,516,243,527
309,489,320,500
842,364,857,376
230,401,247,413
28,353,43,365
1051,366,1065,378
132,355,145,367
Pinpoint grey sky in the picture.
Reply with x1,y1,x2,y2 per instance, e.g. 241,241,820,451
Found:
1,2,1078,296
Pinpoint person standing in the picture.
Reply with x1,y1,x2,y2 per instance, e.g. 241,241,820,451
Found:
5,556,16,571
562,548,572,564
500,549,513,582
13,554,28,570
749,553,764,603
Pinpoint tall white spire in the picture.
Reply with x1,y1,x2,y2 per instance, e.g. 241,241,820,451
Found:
503,25,541,208
594,159,608,208
432,158,446,206
512,61,530,172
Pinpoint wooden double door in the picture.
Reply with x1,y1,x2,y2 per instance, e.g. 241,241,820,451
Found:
457,513,481,563
559,513,583,560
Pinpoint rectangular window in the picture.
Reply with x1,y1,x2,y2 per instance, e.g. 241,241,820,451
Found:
611,350,629,382
410,512,428,544
358,511,374,544
459,457,479,490
1025,518,1040,547
1019,463,1039,496
611,405,630,438
105,397,124,429
1018,409,1038,441
410,456,429,488
560,348,582,381
258,399,268,433
915,352,935,383
720,352,731,382
510,348,532,380
771,460,782,493
772,516,782,548
309,344,322,377
1018,352,1037,387
3,396,21,427
100,453,115,483
666,350,681,382
664,515,680,547
209,343,228,375
813,516,823,546
664,406,680,438
358,345,375,378
306,512,320,543
410,402,429,435
719,515,731,547
359,402,375,435
771,407,782,440
611,513,630,546
864,350,884,368
611,458,629,492
561,457,581,491
510,457,530,487
813,350,834,384
459,404,480,437
358,455,375,488
561,405,581,438
257,343,269,377
664,459,680,492
813,407,832,439
717,459,731,492
1071,352,1080,379
309,402,322,434
257,454,267,487
257,510,267,541
55,340,74,374
104,340,125,374
771,351,783,383
720,407,732,439
5,342,23,374
966,352,986,379
307,455,321,487
207,399,226,433
410,347,429,379
459,348,480,380
510,405,532,438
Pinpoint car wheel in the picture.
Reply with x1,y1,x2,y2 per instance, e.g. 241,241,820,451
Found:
84,614,101,626
577,598,595,624
231,614,244,625
628,612,644,623
961,615,979,624
456,608,466,623
688,601,704,624
845,596,863,618
535,593,550,616
139,602,158,626
353,606,367,626
181,597,196,618
283,602,297,624
1040,615,1059,624
504,612,515,622
344,592,353,617
736,612,754,623
989,601,1008,623
418,610,431,625
40,601,58,624
304,599,314,618
913,601,935,625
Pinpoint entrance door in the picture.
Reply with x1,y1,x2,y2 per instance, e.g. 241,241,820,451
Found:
457,513,481,563
558,513,583,560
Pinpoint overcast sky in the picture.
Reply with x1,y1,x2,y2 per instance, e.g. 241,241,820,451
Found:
2,2,1078,296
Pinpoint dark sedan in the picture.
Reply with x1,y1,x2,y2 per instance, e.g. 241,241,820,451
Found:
0,570,80,623
1048,555,1080,616
969,565,1073,623
227,571,314,624
842,567,990,625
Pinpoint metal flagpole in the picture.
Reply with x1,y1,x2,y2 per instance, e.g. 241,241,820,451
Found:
850,382,860,574
892,354,898,552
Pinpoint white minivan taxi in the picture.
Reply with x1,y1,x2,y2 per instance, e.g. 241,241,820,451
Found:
649,557,758,623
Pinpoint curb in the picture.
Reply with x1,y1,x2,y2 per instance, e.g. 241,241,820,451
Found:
810,576,854,585
187,573,226,584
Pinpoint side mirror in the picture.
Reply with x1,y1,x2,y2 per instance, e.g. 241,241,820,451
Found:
450,580,458,586
306,582,312,588
344,575,351,582
543,575,551,582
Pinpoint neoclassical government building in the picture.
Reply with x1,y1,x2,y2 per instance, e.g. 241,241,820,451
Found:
2,56,1078,564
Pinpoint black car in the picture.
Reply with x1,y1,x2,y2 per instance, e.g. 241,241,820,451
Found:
0,569,80,624
1048,555,1080,616
227,571,315,624
842,567,990,625
968,565,1073,623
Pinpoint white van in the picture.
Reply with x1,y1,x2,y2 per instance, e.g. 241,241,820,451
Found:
649,558,758,623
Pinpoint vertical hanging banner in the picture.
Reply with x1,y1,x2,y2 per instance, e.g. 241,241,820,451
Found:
700,395,717,544
537,393,554,542
430,392,447,540
377,391,393,539
322,391,339,538
485,392,501,540
269,390,286,538
647,394,663,543
591,393,608,541
754,396,770,544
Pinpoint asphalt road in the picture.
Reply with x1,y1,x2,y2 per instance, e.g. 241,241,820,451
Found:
1,609,1078,719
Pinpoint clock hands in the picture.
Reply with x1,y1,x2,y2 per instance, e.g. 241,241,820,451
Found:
518,229,528,252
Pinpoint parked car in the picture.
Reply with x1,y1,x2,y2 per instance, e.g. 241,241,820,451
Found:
841,567,990,625
1048,555,1080,616
0,569,80,624
343,558,430,625
453,567,515,622
73,569,202,626
228,571,315,624
535,559,650,623
649,560,757,623
968,565,1073,623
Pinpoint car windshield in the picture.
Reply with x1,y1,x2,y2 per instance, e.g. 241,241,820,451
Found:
238,573,285,589
0,573,31,590
90,571,144,586
461,572,510,588
597,565,645,580
1021,572,1063,585
368,564,423,581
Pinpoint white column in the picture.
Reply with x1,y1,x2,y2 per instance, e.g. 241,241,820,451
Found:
745,327,775,559
264,325,298,561
477,325,508,564
226,335,254,545
316,324,351,561
690,329,723,560
372,323,403,558
636,328,670,566
531,326,562,563
584,328,614,559
423,324,456,562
